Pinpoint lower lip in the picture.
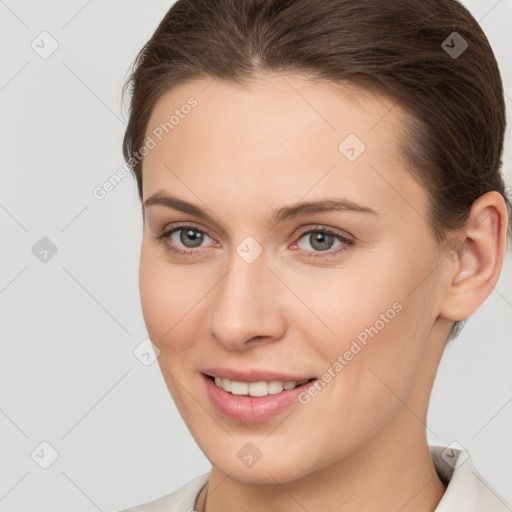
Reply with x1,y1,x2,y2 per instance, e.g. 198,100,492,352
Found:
202,374,317,423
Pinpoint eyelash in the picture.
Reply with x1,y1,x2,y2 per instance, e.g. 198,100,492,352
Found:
155,222,354,259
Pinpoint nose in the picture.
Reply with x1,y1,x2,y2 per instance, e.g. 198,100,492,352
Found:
207,247,287,350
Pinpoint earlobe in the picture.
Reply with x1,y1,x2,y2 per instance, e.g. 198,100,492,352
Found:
439,191,508,322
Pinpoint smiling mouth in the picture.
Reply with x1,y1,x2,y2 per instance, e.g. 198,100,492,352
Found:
205,374,316,397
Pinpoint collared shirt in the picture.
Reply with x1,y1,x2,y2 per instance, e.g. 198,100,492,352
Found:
119,445,512,511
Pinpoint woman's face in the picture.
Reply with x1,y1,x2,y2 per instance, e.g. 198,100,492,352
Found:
139,73,452,483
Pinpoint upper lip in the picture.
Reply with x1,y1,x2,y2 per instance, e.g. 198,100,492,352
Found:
202,367,316,383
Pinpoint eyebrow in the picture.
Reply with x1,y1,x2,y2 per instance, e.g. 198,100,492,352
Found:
143,190,378,225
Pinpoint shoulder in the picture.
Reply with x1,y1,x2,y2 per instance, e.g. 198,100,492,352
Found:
430,444,511,511
118,473,209,512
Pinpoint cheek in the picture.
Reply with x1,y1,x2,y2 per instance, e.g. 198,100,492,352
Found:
312,253,435,399
139,245,212,355
139,246,186,345
138,250,200,408
139,252,168,340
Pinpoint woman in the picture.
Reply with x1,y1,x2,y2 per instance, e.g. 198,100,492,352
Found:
119,0,512,510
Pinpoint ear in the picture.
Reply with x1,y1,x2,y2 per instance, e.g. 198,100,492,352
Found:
439,191,509,322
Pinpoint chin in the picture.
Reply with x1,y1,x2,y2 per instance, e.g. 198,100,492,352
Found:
199,441,322,484
217,460,309,484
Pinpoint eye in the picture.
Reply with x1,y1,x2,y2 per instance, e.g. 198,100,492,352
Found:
156,223,216,256
292,226,354,257
154,223,354,259
171,227,211,248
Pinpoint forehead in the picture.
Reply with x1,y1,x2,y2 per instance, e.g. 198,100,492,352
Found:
145,72,406,149
141,73,422,216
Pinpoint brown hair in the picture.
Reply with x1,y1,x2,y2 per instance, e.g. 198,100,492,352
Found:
122,0,511,341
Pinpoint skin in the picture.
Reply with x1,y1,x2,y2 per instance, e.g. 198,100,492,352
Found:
138,72,508,512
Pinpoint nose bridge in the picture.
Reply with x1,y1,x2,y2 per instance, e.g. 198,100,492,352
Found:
208,244,285,348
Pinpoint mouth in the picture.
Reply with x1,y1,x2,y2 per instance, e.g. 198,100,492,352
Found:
201,372,319,423
204,374,316,397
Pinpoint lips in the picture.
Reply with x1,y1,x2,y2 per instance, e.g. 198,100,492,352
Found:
200,368,319,423
203,375,317,423
201,367,316,382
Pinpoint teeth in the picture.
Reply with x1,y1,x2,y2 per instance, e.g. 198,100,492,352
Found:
231,381,248,395
212,377,310,397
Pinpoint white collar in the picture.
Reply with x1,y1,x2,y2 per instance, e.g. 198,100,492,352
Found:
429,444,511,511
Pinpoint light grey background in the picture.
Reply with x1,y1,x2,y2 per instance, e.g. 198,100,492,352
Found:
0,0,511,510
